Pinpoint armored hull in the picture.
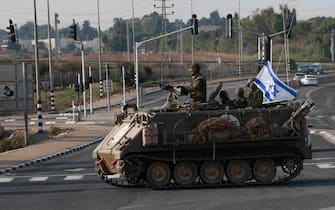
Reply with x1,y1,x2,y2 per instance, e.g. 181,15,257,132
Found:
93,102,312,189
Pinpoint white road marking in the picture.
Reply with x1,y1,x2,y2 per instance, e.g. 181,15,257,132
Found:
312,157,335,161
45,121,56,125
30,118,38,121
107,174,121,179
319,206,335,210
319,131,335,144
119,205,145,209
64,175,84,180
29,177,48,182
77,121,96,125
304,161,335,166
29,122,36,125
317,163,335,169
4,119,15,122
65,121,75,124
56,117,69,120
0,177,14,183
64,168,86,172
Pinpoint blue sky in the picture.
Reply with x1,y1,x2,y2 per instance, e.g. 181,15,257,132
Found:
1,0,334,30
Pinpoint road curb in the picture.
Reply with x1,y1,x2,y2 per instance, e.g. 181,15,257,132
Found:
0,137,104,175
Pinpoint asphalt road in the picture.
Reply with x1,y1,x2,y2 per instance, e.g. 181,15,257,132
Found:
1,78,335,210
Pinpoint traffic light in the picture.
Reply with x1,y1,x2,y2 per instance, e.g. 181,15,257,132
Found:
226,14,233,38
69,19,77,40
6,19,16,42
191,14,198,35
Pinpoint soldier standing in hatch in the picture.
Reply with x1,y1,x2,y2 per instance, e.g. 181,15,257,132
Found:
232,87,248,108
180,63,207,103
247,78,263,108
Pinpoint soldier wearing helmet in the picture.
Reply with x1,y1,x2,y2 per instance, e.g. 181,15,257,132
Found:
247,78,263,108
219,90,234,109
180,63,207,103
232,87,247,108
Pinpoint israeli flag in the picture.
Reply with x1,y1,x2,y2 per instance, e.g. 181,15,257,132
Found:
254,61,297,103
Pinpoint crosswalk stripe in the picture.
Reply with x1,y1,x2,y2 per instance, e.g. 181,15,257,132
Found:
64,175,84,180
29,177,49,182
0,177,14,183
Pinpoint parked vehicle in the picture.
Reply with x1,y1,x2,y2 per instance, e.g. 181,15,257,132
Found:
300,74,318,86
311,63,324,74
293,73,305,82
297,65,315,74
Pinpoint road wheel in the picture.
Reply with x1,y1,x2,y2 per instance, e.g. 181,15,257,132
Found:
252,159,276,184
173,161,198,185
282,157,302,175
146,161,171,187
226,160,250,184
200,161,224,184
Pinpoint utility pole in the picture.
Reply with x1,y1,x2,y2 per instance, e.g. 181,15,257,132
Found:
22,62,28,146
122,66,126,105
47,0,55,113
126,21,130,62
331,29,334,63
89,66,93,113
33,0,43,134
97,0,103,97
54,13,60,61
238,0,242,76
190,0,194,63
282,4,290,83
105,63,111,110
81,41,87,118
131,0,136,62
154,0,174,81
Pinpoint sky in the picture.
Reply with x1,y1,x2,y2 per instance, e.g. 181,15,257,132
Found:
1,0,335,31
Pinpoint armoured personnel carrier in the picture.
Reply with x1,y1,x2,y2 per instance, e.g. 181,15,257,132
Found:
93,86,314,189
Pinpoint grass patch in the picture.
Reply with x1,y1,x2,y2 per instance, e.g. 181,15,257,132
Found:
0,126,72,153
41,83,122,110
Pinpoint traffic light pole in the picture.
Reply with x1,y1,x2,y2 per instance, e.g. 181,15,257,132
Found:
47,0,56,113
81,41,87,118
135,25,193,108
33,0,44,134
97,0,103,98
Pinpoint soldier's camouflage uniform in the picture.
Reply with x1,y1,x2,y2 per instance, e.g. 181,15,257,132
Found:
247,88,263,108
184,74,207,103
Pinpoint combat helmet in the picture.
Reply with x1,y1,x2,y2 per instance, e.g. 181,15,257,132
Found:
235,87,245,97
189,63,201,73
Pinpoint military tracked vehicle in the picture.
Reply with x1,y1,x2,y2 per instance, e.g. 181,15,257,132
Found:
93,86,314,189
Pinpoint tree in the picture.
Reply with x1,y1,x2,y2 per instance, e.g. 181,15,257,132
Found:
80,20,98,40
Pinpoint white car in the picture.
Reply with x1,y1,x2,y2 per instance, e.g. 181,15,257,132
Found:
300,74,318,86
293,73,305,82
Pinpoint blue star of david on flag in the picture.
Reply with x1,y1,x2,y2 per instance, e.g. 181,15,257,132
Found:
254,61,297,103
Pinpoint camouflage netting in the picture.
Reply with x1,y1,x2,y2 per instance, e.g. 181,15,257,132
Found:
244,116,281,139
188,117,240,143
188,116,284,143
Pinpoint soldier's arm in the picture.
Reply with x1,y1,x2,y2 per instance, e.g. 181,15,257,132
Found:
208,82,222,101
